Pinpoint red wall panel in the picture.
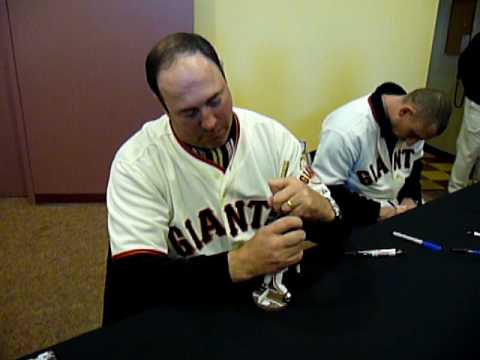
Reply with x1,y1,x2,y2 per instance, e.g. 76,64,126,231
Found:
7,0,193,196
0,0,27,196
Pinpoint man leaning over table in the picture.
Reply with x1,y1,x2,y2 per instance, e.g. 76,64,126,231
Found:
312,82,451,226
103,33,348,324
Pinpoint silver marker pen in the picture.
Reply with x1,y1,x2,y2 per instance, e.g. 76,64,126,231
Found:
345,248,405,257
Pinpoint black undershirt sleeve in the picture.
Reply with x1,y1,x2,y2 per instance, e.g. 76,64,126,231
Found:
103,251,254,325
304,216,350,245
103,217,351,325
326,184,381,226
324,159,423,227
397,159,423,204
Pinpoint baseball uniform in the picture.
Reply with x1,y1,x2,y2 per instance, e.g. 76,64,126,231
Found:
108,107,335,258
312,83,423,225
104,107,342,323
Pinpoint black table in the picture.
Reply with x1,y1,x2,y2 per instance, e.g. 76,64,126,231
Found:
23,184,480,359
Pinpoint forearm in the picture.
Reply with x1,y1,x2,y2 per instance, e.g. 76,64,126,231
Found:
397,160,423,204
228,248,256,283
327,184,380,226
303,216,351,246
104,252,238,324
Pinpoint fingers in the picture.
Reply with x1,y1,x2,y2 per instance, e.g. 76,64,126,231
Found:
229,217,305,281
269,229,305,270
279,246,304,267
268,179,294,211
270,181,332,222
268,177,290,195
280,229,306,248
398,196,418,213
379,206,396,220
396,205,408,214
400,198,417,209
379,204,411,221
269,177,304,213
277,197,299,214
267,215,303,234
269,221,305,267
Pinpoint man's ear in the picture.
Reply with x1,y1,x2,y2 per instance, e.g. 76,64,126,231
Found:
399,104,415,117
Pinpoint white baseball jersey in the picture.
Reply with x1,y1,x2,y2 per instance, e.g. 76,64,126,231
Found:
107,107,330,259
312,95,424,207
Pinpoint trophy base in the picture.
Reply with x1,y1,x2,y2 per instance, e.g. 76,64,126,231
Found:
252,285,291,311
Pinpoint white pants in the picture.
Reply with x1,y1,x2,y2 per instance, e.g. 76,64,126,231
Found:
448,97,480,193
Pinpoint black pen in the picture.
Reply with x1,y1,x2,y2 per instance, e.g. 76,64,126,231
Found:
450,248,480,256
466,230,480,238
345,248,405,257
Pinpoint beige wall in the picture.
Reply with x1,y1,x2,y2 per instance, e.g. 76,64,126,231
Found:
195,0,439,150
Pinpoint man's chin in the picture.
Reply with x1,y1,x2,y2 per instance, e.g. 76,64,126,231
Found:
203,140,227,149
201,135,229,149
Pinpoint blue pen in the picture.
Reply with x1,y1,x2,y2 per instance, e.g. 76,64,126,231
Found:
451,248,480,256
392,231,443,252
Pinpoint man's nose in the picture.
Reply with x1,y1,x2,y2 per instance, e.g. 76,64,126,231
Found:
200,109,217,130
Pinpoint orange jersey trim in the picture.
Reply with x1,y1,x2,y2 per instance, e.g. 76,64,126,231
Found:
112,249,167,261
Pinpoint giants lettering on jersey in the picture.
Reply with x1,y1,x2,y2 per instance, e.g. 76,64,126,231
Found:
168,200,269,256
356,149,414,185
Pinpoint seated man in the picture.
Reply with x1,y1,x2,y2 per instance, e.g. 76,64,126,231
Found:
103,32,345,324
312,83,451,226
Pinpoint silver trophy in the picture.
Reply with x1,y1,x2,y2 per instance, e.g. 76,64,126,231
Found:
252,267,292,311
252,142,310,311
252,160,295,311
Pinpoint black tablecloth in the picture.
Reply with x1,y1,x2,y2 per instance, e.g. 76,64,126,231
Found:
22,184,480,359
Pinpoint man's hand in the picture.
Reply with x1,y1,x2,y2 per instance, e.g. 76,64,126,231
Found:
378,206,401,221
228,216,305,282
378,198,417,221
399,197,418,211
268,177,335,222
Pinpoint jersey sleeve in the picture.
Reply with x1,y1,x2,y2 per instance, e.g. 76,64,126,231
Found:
272,125,342,221
312,129,357,185
313,128,381,225
413,141,424,161
107,159,170,258
105,158,238,324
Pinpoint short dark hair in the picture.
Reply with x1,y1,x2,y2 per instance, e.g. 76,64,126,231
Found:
145,32,225,112
404,88,452,135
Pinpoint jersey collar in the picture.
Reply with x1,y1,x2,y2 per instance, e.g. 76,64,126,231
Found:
171,112,240,173
368,82,406,155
